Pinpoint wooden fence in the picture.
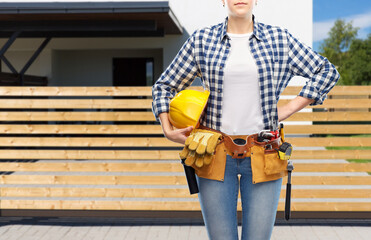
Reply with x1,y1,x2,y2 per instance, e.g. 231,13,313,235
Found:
0,86,370,219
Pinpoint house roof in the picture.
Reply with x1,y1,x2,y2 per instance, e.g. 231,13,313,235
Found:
0,1,183,37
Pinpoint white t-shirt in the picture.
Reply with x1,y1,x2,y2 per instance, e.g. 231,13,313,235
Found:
220,32,265,135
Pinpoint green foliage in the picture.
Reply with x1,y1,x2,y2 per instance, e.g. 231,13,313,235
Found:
342,34,371,85
319,19,358,63
319,19,370,85
347,159,371,163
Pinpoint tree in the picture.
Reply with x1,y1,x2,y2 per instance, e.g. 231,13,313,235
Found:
319,19,359,85
342,34,371,85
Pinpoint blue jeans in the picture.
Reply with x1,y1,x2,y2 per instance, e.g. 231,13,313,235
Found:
196,155,282,240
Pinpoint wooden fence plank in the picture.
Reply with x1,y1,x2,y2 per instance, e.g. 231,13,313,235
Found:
0,137,179,147
0,137,370,147
285,125,371,134
0,86,202,97
0,125,370,134
286,112,371,121
0,86,370,96
1,112,370,122
0,187,195,198
0,162,185,172
0,112,155,121
289,137,371,147
0,99,152,109
0,98,369,109
0,162,370,173
0,200,370,211
0,87,153,96
289,189,371,199
0,175,369,185
288,176,371,185
2,187,369,199
293,163,371,172
0,125,164,134
0,200,201,211
0,149,370,159
0,150,180,160
278,99,371,108
290,150,371,159
289,202,371,212
0,175,188,185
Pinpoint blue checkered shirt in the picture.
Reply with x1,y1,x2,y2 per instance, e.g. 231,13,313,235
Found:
152,16,340,131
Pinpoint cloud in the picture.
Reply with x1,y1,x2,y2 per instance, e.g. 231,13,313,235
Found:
313,10,371,42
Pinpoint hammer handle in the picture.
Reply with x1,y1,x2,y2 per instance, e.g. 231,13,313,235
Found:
285,182,292,220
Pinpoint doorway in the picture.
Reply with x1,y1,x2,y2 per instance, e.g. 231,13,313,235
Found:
113,58,154,86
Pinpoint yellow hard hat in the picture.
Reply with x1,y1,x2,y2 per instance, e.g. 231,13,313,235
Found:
169,89,210,129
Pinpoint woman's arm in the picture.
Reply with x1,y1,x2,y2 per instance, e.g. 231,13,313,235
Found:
286,30,340,106
278,96,314,122
152,30,201,144
152,30,200,123
278,30,339,122
159,112,193,144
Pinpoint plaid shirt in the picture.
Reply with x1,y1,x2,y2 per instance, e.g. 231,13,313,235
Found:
152,16,340,131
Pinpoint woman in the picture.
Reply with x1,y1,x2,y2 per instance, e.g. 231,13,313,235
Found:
152,0,340,239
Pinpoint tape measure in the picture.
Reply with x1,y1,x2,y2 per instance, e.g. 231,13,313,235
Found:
278,142,293,160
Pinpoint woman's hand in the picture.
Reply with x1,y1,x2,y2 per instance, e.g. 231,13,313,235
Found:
158,112,193,145
278,96,315,122
164,126,193,145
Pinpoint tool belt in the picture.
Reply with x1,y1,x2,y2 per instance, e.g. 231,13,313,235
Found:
196,125,287,184
184,125,293,220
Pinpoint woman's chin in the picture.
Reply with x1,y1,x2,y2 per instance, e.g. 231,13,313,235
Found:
230,12,251,19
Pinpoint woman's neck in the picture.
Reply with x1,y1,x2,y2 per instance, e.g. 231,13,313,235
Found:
226,15,254,34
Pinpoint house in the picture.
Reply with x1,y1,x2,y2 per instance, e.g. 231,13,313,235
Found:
0,0,312,87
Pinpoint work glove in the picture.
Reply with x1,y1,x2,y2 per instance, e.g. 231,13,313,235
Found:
179,129,222,168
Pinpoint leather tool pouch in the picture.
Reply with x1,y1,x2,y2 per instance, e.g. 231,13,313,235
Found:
194,142,227,181
264,149,288,175
250,139,288,184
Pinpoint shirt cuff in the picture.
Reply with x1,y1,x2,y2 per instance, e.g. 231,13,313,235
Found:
297,84,327,106
152,98,170,121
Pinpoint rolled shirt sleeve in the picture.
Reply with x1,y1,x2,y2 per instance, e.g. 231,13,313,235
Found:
287,31,340,106
151,30,201,121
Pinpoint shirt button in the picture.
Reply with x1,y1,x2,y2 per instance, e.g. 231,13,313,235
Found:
219,66,223,69
218,89,221,93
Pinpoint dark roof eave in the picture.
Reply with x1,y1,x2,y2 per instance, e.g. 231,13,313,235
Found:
167,6,183,34
0,1,171,14
0,1,183,35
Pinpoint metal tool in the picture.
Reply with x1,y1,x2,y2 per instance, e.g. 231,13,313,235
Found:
285,160,294,221
258,129,280,142
181,158,199,194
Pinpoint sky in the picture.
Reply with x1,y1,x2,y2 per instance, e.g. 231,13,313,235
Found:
313,0,371,51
